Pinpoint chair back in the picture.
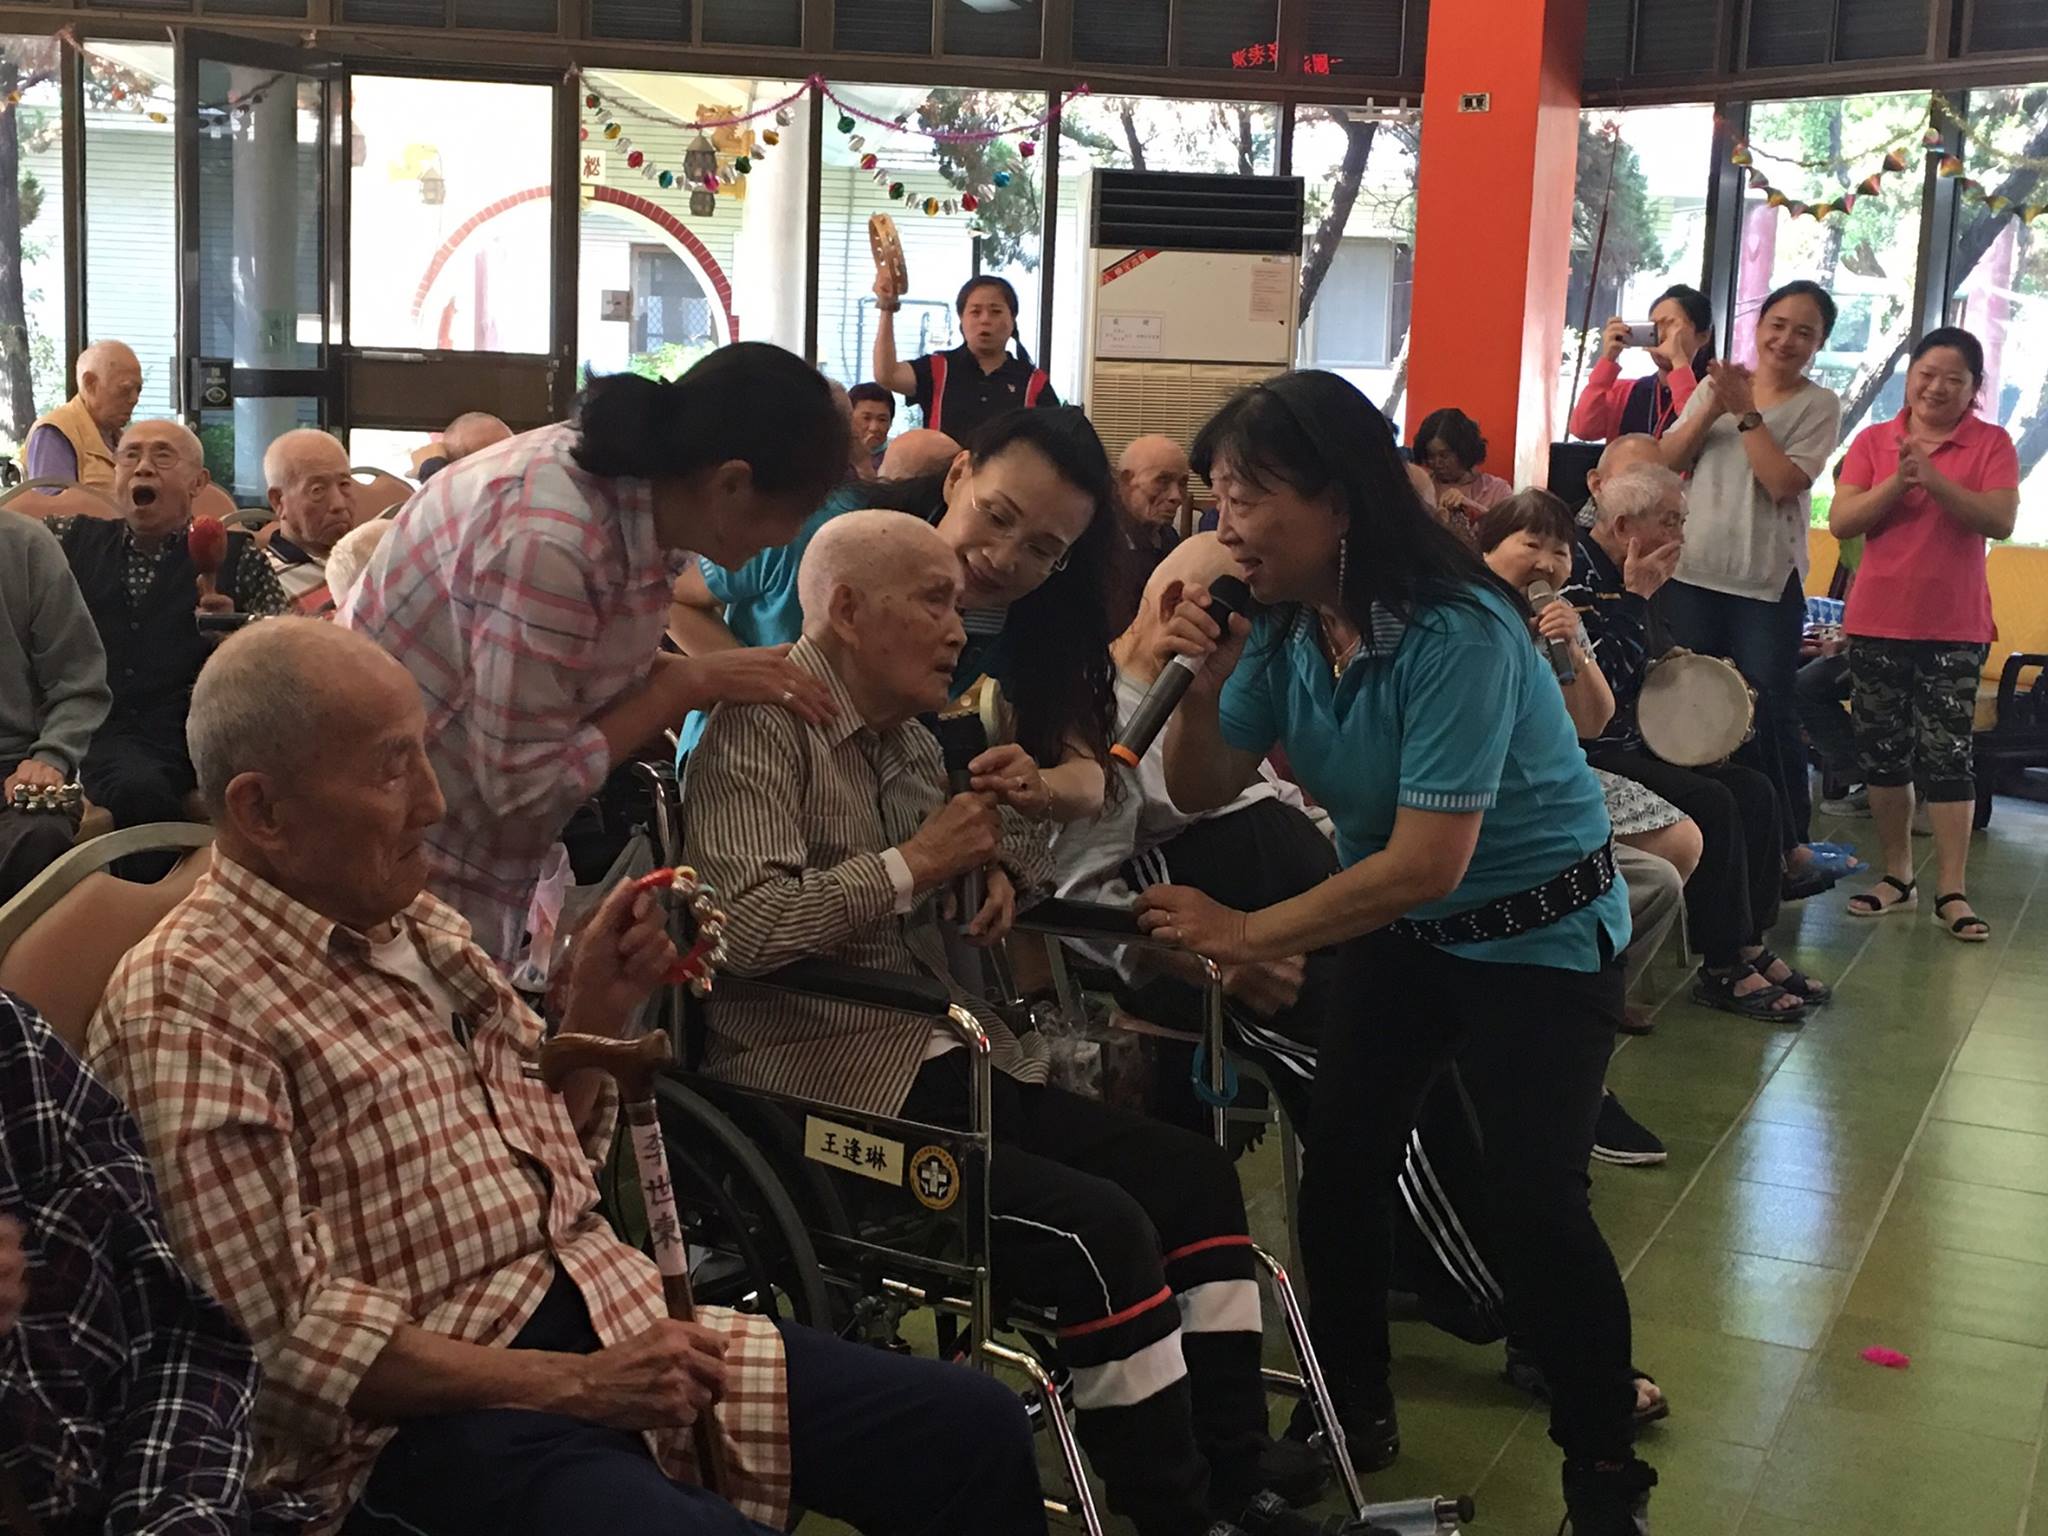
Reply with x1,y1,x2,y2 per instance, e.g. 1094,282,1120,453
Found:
349,467,415,523
0,825,215,1052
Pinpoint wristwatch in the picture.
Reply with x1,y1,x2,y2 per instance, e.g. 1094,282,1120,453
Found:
1736,410,1764,433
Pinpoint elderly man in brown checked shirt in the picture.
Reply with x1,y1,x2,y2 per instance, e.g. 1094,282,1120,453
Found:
86,618,1046,1536
683,511,1333,1536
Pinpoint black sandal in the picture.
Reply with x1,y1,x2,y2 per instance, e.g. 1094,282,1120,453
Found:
1503,1347,1670,1429
1848,875,1917,917
1749,948,1832,1006
1691,963,1806,1022
1934,892,1990,943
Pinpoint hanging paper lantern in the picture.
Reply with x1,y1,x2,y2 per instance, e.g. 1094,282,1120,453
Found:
703,174,720,191
627,149,644,168
1787,201,1808,218
1985,193,2013,214
2022,203,2048,225
148,110,168,123
1747,169,1768,189
776,106,793,127
684,134,719,183
719,167,737,185
1730,142,1752,166
1857,172,1884,196
658,169,674,188
690,188,717,218
942,198,957,215
617,139,634,157
1020,140,1036,158
1922,126,1945,148
848,134,865,152
923,197,940,215
1765,190,1788,208
644,164,658,180
584,92,598,109
993,170,1012,187
1881,149,1909,174
961,192,979,212
1840,193,1859,213
888,181,906,200
837,113,856,133
735,155,752,174
604,122,622,140
860,152,878,170
1808,200,1836,219
1957,176,1982,196
579,126,588,141
763,129,780,147
1936,154,1964,177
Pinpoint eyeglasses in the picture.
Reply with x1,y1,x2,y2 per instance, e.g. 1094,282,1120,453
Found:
968,475,1072,575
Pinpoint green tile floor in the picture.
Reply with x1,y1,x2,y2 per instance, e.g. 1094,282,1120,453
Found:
1236,795,2048,1536
812,797,2048,1533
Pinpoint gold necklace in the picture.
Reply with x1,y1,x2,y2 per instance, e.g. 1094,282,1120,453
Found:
1318,614,1360,680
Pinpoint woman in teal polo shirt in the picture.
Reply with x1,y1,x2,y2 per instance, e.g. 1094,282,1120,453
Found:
1137,372,1651,1536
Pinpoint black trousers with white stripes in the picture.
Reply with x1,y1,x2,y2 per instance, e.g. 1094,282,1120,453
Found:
900,1053,1266,1536
1116,800,1508,1339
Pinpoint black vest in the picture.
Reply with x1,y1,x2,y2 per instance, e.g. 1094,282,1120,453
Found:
59,517,255,721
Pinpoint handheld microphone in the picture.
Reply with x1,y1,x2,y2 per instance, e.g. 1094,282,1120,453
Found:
1109,574,1252,769
930,711,987,924
1527,580,1577,685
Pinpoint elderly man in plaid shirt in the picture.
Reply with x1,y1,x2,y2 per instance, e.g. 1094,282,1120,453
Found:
87,619,1045,1536
0,990,315,1535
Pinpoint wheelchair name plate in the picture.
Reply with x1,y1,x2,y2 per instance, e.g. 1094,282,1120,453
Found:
803,1116,905,1187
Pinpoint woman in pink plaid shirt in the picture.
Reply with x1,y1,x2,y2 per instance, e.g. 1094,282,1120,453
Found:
341,344,851,964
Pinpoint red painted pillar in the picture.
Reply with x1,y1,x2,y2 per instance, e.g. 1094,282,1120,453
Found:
1405,0,1588,487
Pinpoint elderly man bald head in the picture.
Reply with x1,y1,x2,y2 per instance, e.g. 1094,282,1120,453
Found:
1117,434,1191,530
797,510,965,723
878,428,960,482
443,412,512,463
26,340,145,495
261,429,357,610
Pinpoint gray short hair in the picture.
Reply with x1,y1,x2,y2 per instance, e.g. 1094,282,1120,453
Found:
188,619,393,813
1594,463,1684,526
262,428,347,494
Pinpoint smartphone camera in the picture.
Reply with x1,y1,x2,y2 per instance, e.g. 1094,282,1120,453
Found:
1625,322,1659,348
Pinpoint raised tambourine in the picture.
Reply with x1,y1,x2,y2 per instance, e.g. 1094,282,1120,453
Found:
629,865,728,996
868,212,909,297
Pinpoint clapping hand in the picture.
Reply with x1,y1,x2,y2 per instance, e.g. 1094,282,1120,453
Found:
1897,437,1935,489
1706,362,1756,418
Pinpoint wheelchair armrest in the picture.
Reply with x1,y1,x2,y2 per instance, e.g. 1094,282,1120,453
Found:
756,958,952,1015
1994,652,2048,724
1013,898,1147,942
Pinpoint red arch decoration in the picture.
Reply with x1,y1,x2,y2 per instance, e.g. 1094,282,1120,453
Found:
409,184,739,343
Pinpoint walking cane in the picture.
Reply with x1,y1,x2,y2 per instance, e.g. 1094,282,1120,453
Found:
534,1028,732,1498
529,866,731,1495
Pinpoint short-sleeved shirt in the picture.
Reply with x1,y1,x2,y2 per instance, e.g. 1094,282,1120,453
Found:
907,345,1059,440
680,492,1010,757
1217,585,1628,971
1671,378,1842,602
1839,410,2016,645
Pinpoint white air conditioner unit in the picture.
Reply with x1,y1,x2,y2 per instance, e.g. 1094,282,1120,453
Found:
1079,168,1306,479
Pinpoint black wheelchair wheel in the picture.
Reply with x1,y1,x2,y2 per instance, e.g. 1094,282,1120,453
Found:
655,1078,833,1330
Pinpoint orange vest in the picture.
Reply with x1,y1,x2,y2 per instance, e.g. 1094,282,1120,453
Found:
28,394,117,491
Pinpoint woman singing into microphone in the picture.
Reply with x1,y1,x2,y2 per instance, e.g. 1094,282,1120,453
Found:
1136,372,1653,1536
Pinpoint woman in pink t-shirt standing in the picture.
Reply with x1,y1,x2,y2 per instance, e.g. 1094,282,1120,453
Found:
1829,327,2021,940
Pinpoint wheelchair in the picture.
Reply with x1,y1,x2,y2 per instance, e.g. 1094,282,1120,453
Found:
614,755,1475,1536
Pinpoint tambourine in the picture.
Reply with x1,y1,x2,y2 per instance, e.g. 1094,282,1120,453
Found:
868,212,909,297
629,866,728,996
10,782,83,814
1637,650,1757,767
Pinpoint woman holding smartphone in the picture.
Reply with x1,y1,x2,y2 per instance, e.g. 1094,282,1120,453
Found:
1136,372,1652,1536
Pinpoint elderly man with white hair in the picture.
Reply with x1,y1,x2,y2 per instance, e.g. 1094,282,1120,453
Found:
683,511,1329,1536
27,339,144,496
1564,457,1828,1022
47,419,288,834
262,428,358,612
1116,435,1189,583
87,617,1048,1536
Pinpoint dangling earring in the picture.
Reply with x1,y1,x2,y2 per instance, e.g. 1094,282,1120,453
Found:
1337,536,1349,594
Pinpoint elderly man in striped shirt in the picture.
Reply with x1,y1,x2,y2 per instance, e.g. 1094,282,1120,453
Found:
683,511,1331,1536
86,619,1046,1536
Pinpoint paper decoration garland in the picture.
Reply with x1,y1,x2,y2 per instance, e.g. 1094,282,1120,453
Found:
1732,109,2048,229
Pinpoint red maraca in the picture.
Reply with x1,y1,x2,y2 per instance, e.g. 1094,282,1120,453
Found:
188,515,229,600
